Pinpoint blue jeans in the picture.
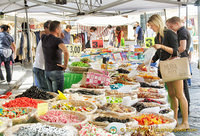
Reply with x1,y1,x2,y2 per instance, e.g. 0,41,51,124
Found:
45,70,64,93
0,60,11,82
33,67,48,91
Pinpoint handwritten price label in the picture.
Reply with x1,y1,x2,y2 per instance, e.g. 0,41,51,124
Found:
66,44,82,57
92,40,103,48
145,37,155,48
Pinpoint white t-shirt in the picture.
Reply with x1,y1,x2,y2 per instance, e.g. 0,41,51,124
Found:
33,40,45,70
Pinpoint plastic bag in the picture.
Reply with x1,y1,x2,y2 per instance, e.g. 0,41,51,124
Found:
143,47,156,71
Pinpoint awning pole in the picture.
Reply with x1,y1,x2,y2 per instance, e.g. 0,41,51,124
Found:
198,5,200,68
186,1,189,29
24,0,33,64
14,13,17,43
179,4,181,17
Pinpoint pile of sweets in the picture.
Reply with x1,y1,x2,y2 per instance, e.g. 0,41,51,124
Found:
39,110,80,124
0,107,30,119
15,123,76,136
79,123,121,136
3,97,44,108
16,86,54,100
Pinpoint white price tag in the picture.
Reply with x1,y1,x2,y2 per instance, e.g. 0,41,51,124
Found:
66,44,82,57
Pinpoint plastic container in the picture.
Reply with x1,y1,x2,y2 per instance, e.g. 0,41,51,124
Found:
64,72,83,89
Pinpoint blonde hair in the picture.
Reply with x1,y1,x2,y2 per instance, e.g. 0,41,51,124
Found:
148,14,164,37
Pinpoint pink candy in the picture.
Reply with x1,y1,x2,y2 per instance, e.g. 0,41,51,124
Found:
40,110,80,124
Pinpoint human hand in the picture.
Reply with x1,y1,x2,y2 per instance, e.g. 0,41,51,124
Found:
152,44,162,49
57,64,67,71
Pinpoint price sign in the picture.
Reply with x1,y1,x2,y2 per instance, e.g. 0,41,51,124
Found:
66,44,82,57
37,103,48,116
92,40,104,48
145,37,155,48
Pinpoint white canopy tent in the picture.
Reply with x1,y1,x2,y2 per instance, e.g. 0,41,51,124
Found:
76,16,135,26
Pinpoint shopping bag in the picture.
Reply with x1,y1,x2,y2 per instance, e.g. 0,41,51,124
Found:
160,57,191,82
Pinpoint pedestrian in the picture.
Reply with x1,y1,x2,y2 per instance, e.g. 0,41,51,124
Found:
86,26,97,48
33,20,51,91
107,25,115,46
73,35,81,45
138,14,189,130
167,16,191,116
134,21,143,46
0,25,16,84
115,26,124,48
61,25,72,44
42,21,69,93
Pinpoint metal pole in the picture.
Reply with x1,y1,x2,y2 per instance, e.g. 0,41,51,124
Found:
164,9,167,22
14,13,17,44
179,4,181,17
144,12,147,37
198,5,200,68
186,2,189,29
24,0,33,65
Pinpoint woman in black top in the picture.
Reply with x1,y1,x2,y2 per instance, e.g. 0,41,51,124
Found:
138,14,189,130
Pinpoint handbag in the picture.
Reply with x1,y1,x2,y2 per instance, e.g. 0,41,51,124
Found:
160,57,191,82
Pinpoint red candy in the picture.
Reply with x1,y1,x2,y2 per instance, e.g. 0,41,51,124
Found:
39,110,80,124
3,97,43,108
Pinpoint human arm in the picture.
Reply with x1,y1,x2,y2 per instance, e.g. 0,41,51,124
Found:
153,30,178,56
11,42,16,59
57,43,69,70
178,40,187,53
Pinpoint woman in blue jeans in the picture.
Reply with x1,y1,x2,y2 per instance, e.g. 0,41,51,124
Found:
0,25,16,84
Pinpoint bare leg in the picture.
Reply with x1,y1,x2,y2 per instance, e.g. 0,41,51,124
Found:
173,80,189,130
166,82,178,122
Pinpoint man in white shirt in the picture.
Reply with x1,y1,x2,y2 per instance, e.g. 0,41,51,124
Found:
33,21,51,91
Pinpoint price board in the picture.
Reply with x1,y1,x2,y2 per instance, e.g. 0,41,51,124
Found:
92,40,104,48
145,37,155,48
66,44,82,57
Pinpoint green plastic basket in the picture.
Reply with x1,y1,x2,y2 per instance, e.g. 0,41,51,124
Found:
64,72,83,89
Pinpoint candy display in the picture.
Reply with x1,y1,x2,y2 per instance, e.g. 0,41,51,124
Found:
141,98,165,105
133,114,171,126
0,47,178,135
137,92,165,99
4,124,77,136
139,87,159,93
51,100,97,113
112,74,134,85
69,89,104,96
0,107,32,119
140,82,164,89
106,96,123,104
39,110,81,124
98,103,136,114
80,84,104,89
95,116,130,123
117,68,130,74
79,123,120,136
15,86,55,100
2,97,44,108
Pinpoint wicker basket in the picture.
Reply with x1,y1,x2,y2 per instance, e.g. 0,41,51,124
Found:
90,112,138,128
64,88,105,99
97,103,136,117
0,117,11,133
50,100,97,114
69,66,89,74
12,92,58,102
4,123,78,136
35,110,88,127
133,113,177,130
0,107,36,125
